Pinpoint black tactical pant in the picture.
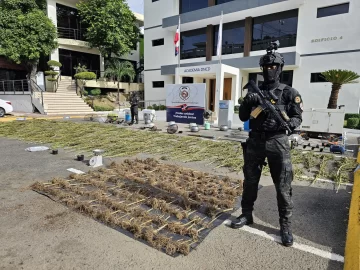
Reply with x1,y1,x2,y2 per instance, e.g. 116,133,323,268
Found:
241,134,293,225
131,105,138,123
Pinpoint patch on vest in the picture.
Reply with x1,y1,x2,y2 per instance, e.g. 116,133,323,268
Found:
294,96,301,103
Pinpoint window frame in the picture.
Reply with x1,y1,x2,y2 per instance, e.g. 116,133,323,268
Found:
152,38,165,47
317,3,350,18
152,81,165,88
310,73,328,83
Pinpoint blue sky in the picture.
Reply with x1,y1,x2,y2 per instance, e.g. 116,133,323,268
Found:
127,0,144,14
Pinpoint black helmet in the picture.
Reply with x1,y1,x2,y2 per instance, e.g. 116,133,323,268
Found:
259,52,284,67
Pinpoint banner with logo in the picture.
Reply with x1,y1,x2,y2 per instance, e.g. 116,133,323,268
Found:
166,83,206,125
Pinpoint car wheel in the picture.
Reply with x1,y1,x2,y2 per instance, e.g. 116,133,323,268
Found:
0,107,5,117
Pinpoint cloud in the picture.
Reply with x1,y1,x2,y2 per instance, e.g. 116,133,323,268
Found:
126,0,144,14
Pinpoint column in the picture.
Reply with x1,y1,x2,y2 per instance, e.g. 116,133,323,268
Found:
100,55,105,73
175,68,181,84
206,25,214,62
231,74,240,105
244,17,253,57
214,64,224,118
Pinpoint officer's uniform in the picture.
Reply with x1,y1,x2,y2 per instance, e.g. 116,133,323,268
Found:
231,44,302,247
130,93,139,124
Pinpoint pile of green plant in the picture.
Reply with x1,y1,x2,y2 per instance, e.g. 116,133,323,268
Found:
147,104,166,111
0,121,356,184
93,104,115,112
84,88,102,96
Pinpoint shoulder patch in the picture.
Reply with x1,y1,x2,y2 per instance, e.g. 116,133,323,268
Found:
294,96,301,103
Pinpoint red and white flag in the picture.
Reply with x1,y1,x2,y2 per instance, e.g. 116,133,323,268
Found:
174,17,181,56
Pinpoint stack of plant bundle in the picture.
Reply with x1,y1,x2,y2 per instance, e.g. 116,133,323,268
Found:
31,158,243,256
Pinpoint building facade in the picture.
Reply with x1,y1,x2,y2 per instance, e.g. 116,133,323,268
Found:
144,0,360,114
46,0,144,80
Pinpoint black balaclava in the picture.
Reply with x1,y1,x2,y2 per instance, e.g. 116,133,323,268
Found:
262,65,282,90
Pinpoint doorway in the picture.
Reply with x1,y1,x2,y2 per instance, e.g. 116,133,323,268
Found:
209,79,216,111
59,49,101,77
223,78,232,100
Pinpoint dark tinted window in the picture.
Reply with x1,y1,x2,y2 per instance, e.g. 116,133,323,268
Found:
252,9,298,51
152,39,164,47
214,20,245,55
153,81,165,88
181,28,207,60
317,3,349,18
310,73,328,83
216,0,235,4
180,0,208,14
59,49,100,77
182,77,194,84
56,4,80,29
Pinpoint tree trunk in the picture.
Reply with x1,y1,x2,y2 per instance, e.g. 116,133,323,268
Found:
26,61,38,81
327,83,342,109
117,82,120,103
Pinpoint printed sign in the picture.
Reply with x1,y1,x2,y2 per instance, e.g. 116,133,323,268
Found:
166,84,206,125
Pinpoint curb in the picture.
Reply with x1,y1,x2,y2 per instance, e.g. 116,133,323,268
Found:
344,149,360,269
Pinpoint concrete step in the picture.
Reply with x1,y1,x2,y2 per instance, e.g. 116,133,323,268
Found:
44,102,90,105
46,110,94,114
46,104,91,108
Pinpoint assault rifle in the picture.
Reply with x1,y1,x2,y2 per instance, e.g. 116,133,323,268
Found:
244,80,292,134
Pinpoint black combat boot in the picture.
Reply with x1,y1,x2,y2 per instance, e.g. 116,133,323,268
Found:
280,224,293,247
230,214,253,229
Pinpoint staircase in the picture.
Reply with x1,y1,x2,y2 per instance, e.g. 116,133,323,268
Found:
43,77,94,115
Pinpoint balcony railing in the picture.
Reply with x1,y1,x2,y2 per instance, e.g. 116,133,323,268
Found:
0,80,29,94
57,27,85,41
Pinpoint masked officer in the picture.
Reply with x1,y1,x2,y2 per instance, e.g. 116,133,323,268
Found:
231,42,302,247
130,92,139,124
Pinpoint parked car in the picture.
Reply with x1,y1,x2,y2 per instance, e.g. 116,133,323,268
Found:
0,99,13,117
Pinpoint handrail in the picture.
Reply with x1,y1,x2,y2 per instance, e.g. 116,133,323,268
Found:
55,70,62,93
57,27,85,41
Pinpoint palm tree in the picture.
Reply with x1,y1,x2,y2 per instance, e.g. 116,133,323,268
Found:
104,60,136,103
321,69,360,109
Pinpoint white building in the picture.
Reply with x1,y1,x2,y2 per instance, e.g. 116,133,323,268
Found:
144,0,360,118
46,0,144,79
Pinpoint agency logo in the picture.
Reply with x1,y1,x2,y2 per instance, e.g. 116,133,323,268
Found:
179,86,190,101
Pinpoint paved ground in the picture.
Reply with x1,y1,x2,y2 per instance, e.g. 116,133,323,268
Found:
0,137,351,270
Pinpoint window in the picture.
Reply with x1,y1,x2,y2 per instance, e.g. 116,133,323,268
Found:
214,20,245,55
152,38,164,47
56,4,87,40
181,28,207,59
180,0,208,14
216,0,235,4
252,9,298,52
310,73,328,83
248,71,294,87
182,77,194,84
317,3,349,18
153,81,165,88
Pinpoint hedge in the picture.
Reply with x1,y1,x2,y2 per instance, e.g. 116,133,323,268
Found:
45,71,59,76
347,118,359,129
93,105,115,112
345,113,360,120
47,60,62,67
89,89,101,96
74,72,96,80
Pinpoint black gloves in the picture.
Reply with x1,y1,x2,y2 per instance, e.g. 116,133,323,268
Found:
263,118,280,131
244,93,262,107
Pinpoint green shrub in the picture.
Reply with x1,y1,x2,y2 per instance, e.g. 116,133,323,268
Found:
343,120,347,128
93,105,115,111
344,113,360,120
47,78,58,82
45,71,59,76
147,106,153,109
47,60,62,67
159,105,166,110
90,88,101,96
347,118,359,129
74,72,96,80
152,104,159,110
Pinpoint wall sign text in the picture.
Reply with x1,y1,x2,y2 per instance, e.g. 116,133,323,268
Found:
311,36,343,43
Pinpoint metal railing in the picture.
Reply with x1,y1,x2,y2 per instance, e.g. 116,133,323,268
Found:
213,43,244,55
57,27,85,41
85,70,144,83
0,80,29,94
